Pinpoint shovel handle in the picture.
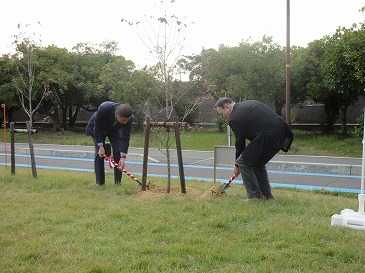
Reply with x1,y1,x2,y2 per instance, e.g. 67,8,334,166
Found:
217,173,237,193
227,174,236,185
103,155,143,186
121,168,143,186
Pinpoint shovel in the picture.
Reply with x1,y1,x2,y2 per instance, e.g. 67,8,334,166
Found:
103,154,144,187
102,143,152,189
211,174,237,197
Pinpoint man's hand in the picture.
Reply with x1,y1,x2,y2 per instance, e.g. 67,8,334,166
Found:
117,157,126,170
98,146,105,157
234,164,240,177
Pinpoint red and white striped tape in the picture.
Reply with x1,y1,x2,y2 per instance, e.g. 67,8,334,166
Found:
103,155,142,185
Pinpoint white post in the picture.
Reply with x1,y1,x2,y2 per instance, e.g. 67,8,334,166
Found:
358,106,365,214
331,106,365,229
227,125,231,146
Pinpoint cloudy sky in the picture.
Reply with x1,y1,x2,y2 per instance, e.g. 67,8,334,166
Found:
1,0,363,68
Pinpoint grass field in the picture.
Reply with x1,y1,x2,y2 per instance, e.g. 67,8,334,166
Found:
1,127,365,272
1,168,365,272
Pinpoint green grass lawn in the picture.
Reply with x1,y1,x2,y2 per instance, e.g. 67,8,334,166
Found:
1,167,365,272
1,127,363,157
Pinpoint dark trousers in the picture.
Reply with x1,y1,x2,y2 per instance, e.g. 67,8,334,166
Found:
92,133,122,185
235,134,280,198
235,161,272,199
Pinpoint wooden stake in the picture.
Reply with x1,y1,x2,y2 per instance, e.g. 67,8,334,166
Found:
142,117,151,191
175,121,186,194
10,122,15,174
26,121,37,178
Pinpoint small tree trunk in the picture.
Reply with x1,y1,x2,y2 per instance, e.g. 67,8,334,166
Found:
61,106,67,129
340,106,348,136
273,96,284,116
50,108,61,132
69,105,79,128
323,96,339,132
29,112,34,128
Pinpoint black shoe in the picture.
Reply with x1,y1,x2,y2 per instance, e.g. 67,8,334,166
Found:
264,195,275,200
115,181,121,185
97,182,105,186
242,195,265,202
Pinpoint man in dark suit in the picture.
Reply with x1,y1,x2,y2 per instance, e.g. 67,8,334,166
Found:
215,98,293,201
86,101,134,185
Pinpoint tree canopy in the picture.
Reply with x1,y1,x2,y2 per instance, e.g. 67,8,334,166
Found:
1,21,365,135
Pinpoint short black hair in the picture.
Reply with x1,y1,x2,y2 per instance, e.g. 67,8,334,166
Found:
117,103,133,118
214,98,233,108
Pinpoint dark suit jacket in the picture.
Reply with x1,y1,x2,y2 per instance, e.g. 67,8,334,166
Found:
86,101,133,154
229,100,293,161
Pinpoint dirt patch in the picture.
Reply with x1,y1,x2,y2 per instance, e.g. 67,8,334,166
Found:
132,185,227,200
205,186,227,198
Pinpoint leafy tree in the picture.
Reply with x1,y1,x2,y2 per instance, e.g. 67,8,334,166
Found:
100,56,135,96
199,45,243,98
289,46,309,105
295,38,339,131
36,45,72,131
249,36,286,114
170,80,204,124
297,24,365,134
323,25,365,135
188,36,299,117
69,42,118,122
0,54,20,122
100,56,160,129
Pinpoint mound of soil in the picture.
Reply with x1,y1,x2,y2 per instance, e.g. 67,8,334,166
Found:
132,185,227,200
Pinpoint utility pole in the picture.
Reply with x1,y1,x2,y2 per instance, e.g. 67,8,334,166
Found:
285,0,291,126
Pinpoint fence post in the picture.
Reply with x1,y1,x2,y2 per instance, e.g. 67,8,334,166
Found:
175,122,186,194
10,122,15,174
142,117,151,191
1,103,6,169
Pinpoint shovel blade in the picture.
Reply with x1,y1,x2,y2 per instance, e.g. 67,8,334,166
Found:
211,186,227,197
220,183,231,192
211,183,230,197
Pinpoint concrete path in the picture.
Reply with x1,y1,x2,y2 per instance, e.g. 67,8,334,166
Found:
1,142,364,193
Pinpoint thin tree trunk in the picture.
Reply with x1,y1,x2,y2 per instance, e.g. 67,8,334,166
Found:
51,108,61,132
340,106,348,136
61,106,67,129
274,96,284,116
69,105,79,128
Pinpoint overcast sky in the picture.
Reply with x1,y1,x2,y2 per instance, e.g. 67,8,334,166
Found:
1,0,364,68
